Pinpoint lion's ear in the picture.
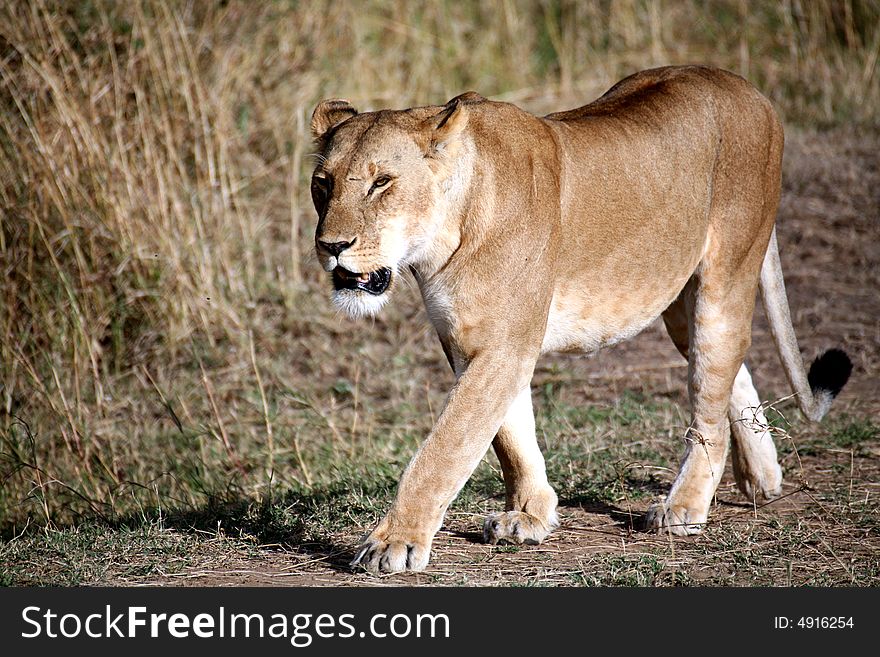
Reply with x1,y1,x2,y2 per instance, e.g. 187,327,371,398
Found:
311,99,358,141
427,97,469,158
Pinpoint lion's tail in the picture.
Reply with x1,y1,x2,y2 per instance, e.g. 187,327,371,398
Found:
759,228,852,422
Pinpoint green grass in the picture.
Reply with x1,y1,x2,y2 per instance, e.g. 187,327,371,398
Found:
826,418,880,449
568,555,671,587
0,522,216,586
2,391,875,586
780,416,880,457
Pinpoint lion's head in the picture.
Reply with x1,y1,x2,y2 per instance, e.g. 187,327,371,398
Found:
309,95,477,318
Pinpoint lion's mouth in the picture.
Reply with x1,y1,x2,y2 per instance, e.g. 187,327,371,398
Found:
332,266,392,295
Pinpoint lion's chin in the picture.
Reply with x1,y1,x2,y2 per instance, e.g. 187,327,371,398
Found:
331,288,391,319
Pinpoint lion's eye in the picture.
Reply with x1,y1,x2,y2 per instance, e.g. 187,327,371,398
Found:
370,176,392,193
311,175,332,209
312,175,329,194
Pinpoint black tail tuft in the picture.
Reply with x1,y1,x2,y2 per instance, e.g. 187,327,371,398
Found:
808,348,853,399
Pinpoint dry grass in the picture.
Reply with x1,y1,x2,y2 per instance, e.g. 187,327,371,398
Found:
0,1,878,585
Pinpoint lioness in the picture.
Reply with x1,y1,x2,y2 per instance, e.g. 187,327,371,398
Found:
309,66,851,574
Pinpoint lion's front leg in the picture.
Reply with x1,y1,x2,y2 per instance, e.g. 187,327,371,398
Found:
484,386,558,546
351,355,537,574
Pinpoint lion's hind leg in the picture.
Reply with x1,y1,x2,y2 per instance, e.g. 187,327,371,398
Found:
484,386,559,545
662,294,783,506
649,265,767,534
729,365,783,501
649,296,739,534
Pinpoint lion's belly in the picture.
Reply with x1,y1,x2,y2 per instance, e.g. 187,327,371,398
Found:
541,299,653,354
540,268,694,355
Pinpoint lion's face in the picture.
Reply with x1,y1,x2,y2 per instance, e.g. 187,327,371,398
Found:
310,99,469,318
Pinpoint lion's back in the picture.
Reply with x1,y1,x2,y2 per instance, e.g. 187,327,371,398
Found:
544,65,779,135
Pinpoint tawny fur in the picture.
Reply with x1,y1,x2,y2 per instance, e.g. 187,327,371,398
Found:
309,66,845,574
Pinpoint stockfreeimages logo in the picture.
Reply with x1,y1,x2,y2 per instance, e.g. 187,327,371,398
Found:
21,606,450,647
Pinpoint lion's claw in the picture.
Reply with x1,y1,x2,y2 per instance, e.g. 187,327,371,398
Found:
351,535,430,574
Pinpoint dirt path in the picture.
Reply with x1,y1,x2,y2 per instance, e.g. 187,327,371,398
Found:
119,448,879,587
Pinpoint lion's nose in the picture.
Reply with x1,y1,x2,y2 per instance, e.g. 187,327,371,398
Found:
317,238,355,257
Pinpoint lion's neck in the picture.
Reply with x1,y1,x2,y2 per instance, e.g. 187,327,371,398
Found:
410,137,479,280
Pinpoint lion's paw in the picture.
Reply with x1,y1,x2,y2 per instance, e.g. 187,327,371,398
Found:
733,465,783,502
644,500,706,536
483,510,554,545
351,534,431,574
732,454,783,502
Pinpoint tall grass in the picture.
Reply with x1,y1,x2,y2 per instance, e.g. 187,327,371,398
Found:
1,0,878,530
